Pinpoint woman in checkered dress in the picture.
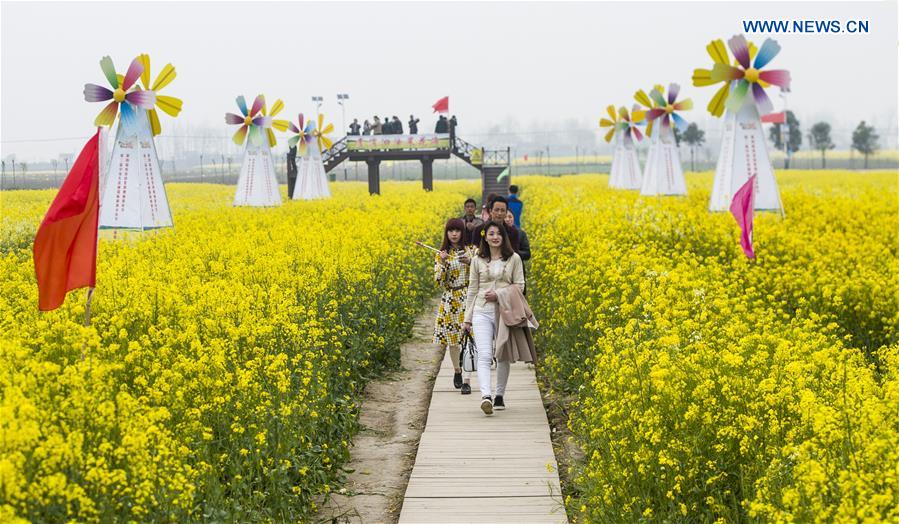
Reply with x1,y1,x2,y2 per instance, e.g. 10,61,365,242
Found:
434,218,477,395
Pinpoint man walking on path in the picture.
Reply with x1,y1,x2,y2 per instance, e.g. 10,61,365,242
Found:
506,185,523,228
286,145,298,198
471,196,520,253
460,198,483,246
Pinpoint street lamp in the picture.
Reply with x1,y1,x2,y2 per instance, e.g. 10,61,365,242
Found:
311,96,323,117
336,93,350,180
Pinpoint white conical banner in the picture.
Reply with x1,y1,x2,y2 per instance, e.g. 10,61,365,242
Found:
234,140,282,207
709,103,783,212
640,124,687,196
292,139,331,200
99,108,174,230
608,130,642,190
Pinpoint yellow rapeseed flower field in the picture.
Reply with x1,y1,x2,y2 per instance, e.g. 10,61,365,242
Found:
524,170,899,522
1,181,474,521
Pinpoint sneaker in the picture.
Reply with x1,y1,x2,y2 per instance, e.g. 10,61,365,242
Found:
461,383,472,395
493,395,505,410
480,396,494,415
453,372,463,389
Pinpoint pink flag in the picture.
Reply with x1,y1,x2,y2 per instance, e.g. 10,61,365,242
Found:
729,175,756,259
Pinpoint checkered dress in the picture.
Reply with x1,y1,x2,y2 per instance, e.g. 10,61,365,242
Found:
433,245,477,345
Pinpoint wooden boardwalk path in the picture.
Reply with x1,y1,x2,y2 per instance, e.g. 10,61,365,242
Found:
397,351,567,523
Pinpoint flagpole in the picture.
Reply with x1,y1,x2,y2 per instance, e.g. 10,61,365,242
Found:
80,287,95,361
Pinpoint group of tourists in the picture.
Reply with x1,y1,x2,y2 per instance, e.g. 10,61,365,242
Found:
348,114,458,137
431,186,535,415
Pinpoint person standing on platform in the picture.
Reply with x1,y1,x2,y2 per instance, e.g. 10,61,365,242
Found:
349,118,361,136
409,115,420,134
506,185,523,228
372,116,382,135
393,116,404,135
433,218,477,395
286,145,298,198
363,119,372,135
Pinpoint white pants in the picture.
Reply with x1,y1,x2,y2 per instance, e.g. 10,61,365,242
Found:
472,308,510,398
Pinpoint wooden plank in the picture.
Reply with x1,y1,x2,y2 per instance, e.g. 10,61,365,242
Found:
398,339,568,523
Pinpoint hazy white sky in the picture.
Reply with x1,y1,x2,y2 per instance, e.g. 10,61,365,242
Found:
2,1,897,160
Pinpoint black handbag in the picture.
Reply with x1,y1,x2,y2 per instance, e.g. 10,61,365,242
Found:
460,331,478,372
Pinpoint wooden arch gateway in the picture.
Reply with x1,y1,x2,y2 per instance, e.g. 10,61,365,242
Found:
321,132,511,201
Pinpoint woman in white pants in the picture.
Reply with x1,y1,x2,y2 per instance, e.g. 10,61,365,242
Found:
462,220,525,415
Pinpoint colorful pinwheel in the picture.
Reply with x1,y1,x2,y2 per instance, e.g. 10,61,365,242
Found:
641,83,693,134
598,105,621,143
288,113,316,154
136,54,183,136
225,95,269,146
633,84,665,137
692,34,791,117
83,56,156,126
618,106,646,144
313,113,334,152
260,98,290,148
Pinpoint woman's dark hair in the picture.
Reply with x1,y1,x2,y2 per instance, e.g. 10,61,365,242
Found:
440,218,466,252
477,221,515,260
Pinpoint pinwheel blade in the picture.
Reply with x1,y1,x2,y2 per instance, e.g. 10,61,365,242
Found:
606,105,617,121
673,98,694,111
269,99,284,117
122,57,144,91
321,122,334,135
758,69,791,89
253,116,272,128
634,90,652,108
631,109,646,123
236,95,248,117
692,68,715,87
288,122,300,133
138,54,151,89
667,83,680,105
125,90,156,109
725,80,750,113
298,113,305,130
99,56,118,88
646,108,666,121
120,102,137,128
646,119,654,138
727,34,751,69
711,63,744,83
152,63,176,91
148,108,162,136
155,95,182,117
232,124,248,145
708,83,730,117
288,135,300,148
272,119,289,132
631,127,644,142
304,122,315,134
84,83,113,102
707,39,729,65
317,112,324,131
94,100,118,127
671,112,689,132
660,114,671,131
248,124,262,146
649,89,667,108
298,139,308,156
603,127,615,143
751,83,774,115
225,113,245,125
618,107,629,121
753,38,781,69
599,118,615,128
250,95,265,117
321,136,333,150
267,129,277,148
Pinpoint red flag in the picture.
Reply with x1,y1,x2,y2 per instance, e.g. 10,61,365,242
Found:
432,96,449,114
729,175,756,259
33,131,101,311
760,111,786,124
